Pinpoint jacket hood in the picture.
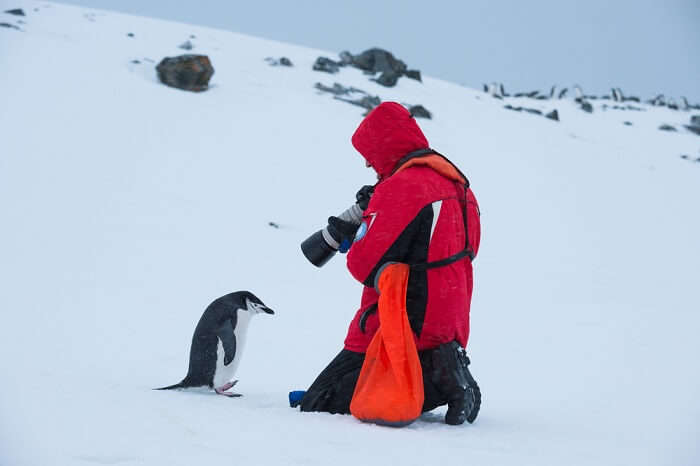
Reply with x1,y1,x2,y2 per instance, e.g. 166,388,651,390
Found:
351,102,429,179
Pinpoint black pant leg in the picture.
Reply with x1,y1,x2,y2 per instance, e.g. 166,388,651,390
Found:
300,349,365,414
419,348,448,412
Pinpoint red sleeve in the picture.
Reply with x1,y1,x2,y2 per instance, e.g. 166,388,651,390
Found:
346,174,428,285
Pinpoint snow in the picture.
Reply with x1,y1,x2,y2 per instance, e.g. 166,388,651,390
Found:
1,1,699,465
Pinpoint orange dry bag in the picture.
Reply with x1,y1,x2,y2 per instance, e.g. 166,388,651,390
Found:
350,263,424,426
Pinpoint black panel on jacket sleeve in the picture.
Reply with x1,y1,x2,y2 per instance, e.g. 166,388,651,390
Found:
363,204,433,336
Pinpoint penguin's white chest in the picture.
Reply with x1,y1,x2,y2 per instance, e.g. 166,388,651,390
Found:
212,312,252,389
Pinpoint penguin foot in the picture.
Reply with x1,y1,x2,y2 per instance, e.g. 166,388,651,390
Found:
215,380,242,397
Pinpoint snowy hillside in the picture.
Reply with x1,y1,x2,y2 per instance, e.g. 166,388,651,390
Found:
1,2,699,465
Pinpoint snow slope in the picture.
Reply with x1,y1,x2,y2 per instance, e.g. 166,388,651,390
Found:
1,2,699,465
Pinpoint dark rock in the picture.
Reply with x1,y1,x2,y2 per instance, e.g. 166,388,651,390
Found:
580,101,593,113
504,105,523,111
667,98,679,110
341,48,418,88
0,22,20,30
535,95,548,100
405,69,422,82
500,83,509,97
526,90,539,98
624,96,640,103
4,8,25,16
523,108,542,115
315,82,381,114
690,115,700,127
623,121,633,126
549,86,556,98
685,125,700,136
558,88,568,99
313,56,341,74
268,222,280,229
408,105,432,119
179,40,194,51
545,109,559,121
373,71,401,87
266,57,293,67
127,32,134,37
314,82,366,96
156,54,214,92
336,94,381,113
190,34,196,39
612,88,623,102
658,124,677,132
130,59,141,64
680,155,689,160
482,83,488,93
338,51,353,65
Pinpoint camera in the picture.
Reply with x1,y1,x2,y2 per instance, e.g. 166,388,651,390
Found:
300,203,364,267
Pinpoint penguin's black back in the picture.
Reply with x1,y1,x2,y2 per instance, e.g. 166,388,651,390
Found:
157,292,247,390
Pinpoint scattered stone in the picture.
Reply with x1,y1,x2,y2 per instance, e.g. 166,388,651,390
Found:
339,48,419,88
0,22,20,30
623,121,633,126
405,69,422,82
127,32,134,37
658,124,677,132
580,101,593,113
314,82,381,114
685,115,700,135
313,56,342,74
156,54,214,92
408,105,432,119
545,109,559,121
680,155,689,160
4,8,25,16
179,40,194,51
337,94,381,113
268,222,280,229
130,59,141,64
265,57,293,67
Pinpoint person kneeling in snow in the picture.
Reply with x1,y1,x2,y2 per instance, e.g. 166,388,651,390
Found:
297,102,482,425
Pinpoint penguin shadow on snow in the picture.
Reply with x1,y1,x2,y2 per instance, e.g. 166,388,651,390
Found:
155,291,274,397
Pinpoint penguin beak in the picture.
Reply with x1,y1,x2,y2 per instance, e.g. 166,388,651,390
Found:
248,300,274,315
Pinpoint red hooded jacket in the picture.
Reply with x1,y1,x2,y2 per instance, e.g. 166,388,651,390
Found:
344,102,481,352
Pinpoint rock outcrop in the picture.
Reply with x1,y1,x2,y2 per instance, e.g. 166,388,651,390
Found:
156,55,214,92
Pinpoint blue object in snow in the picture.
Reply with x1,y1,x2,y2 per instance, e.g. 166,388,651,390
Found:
288,390,306,408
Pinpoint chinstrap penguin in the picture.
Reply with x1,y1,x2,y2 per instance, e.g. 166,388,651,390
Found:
156,291,274,397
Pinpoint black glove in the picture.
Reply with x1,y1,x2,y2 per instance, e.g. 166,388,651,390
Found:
355,185,375,211
327,216,360,253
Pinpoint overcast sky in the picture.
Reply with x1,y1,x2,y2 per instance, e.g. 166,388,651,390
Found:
60,0,700,101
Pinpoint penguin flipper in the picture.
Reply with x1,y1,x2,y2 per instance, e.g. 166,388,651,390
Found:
216,320,237,366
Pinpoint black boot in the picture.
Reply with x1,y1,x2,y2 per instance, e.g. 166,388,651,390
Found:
431,341,481,425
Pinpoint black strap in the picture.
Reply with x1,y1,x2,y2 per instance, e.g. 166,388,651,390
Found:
410,248,474,271
395,148,474,271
